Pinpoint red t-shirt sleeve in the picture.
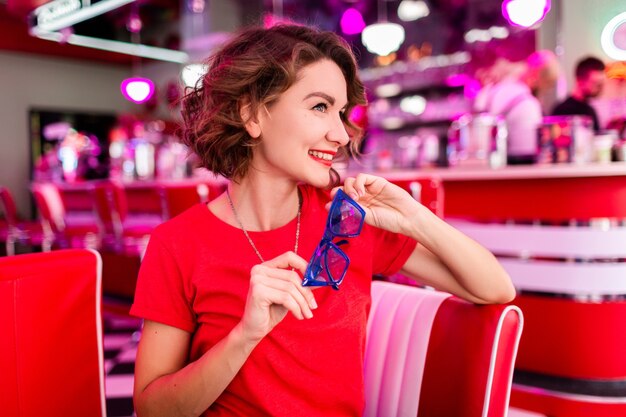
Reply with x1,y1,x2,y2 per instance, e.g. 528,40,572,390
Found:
130,233,196,333
370,226,417,276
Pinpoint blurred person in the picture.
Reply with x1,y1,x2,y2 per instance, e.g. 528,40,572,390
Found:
474,50,560,164
552,56,606,132
131,24,515,417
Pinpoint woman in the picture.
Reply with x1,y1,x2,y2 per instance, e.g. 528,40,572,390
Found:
131,24,515,417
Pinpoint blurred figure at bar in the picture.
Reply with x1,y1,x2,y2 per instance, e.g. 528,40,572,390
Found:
551,56,606,133
474,50,560,164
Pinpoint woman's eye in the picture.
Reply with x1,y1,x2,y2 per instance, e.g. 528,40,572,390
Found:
312,103,328,112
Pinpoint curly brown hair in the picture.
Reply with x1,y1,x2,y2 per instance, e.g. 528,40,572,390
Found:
181,24,367,184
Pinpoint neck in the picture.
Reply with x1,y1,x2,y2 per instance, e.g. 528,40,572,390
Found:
226,176,301,231
571,87,587,102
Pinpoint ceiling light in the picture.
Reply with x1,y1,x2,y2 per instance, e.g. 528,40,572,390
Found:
181,64,207,88
397,0,430,22
362,0,405,56
362,23,405,56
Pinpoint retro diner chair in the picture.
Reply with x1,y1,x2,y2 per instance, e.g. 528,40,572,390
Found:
31,182,100,251
0,249,106,417
159,182,210,220
92,180,158,256
364,281,523,417
0,186,45,255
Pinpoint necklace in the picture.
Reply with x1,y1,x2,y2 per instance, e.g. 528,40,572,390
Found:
226,188,301,263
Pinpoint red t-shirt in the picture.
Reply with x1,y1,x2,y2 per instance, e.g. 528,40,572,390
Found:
131,184,417,416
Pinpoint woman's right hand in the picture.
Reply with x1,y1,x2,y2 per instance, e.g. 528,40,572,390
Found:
239,251,318,343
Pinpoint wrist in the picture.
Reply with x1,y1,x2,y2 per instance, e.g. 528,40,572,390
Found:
230,322,261,356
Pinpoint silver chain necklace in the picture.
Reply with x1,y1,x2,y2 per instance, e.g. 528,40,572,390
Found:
226,188,301,263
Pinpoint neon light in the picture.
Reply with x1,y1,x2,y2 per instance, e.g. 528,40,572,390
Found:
29,0,187,63
121,77,155,104
340,8,366,35
34,31,189,63
601,12,626,61
31,0,136,33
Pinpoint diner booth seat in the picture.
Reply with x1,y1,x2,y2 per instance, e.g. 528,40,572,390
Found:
0,249,106,417
364,281,523,417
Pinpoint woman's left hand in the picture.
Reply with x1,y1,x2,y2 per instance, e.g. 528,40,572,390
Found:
333,174,420,235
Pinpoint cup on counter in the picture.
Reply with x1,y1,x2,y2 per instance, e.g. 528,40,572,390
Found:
593,130,618,163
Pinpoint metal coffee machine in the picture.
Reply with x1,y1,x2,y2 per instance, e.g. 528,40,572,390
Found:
447,113,508,168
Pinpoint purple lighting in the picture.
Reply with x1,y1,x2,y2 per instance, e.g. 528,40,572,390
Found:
120,77,155,104
502,0,550,28
340,8,366,35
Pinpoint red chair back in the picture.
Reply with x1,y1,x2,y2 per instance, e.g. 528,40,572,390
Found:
93,180,128,236
0,249,106,417
0,186,19,226
364,281,523,417
31,182,67,233
159,183,206,220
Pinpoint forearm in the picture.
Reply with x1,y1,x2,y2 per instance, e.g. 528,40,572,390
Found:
135,324,258,417
403,204,516,304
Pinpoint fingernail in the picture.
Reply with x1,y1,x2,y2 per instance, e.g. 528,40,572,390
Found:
310,298,318,309
306,310,314,319
349,192,358,200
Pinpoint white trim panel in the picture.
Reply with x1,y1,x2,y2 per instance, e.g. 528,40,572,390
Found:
500,259,626,295
448,219,626,258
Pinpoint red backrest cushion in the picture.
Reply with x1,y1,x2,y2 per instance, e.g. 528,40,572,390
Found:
0,249,105,417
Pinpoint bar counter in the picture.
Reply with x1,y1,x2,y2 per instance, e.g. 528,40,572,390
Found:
355,162,626,417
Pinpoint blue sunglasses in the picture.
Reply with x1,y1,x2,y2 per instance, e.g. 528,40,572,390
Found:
302,189,366,290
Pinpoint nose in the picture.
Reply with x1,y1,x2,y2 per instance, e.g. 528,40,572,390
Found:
326,114,350,146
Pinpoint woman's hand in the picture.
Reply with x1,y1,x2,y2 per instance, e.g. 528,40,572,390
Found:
240,251,318,343
335,174,421,235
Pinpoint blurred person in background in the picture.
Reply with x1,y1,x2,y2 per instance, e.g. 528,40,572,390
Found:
474,50,560,164
551,56,606,132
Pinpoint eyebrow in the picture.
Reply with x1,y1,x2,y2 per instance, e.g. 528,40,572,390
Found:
303,92,348,110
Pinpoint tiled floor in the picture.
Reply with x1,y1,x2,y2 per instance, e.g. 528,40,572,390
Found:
101,313,545,417
103,313,141,417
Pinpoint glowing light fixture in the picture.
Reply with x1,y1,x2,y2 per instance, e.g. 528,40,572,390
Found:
340,8,366,35
397,0,430,22
120,77,155,104
181,64,208,88
501,0,550,28
29,0,188,63
601,12,626,61
400,95,427,115
362,23,405,56
362,0,405,56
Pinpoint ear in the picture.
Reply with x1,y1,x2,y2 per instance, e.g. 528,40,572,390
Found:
239,99,262,139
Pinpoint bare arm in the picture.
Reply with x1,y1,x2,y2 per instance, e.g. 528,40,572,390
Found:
340,174,515,304
134,320,257,417
134,252,317,416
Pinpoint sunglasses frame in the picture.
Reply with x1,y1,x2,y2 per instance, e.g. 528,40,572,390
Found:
302,189,366,290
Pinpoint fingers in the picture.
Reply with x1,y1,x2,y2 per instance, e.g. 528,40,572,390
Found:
341,174,385,201
263,251,308,275
250,252,318,319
